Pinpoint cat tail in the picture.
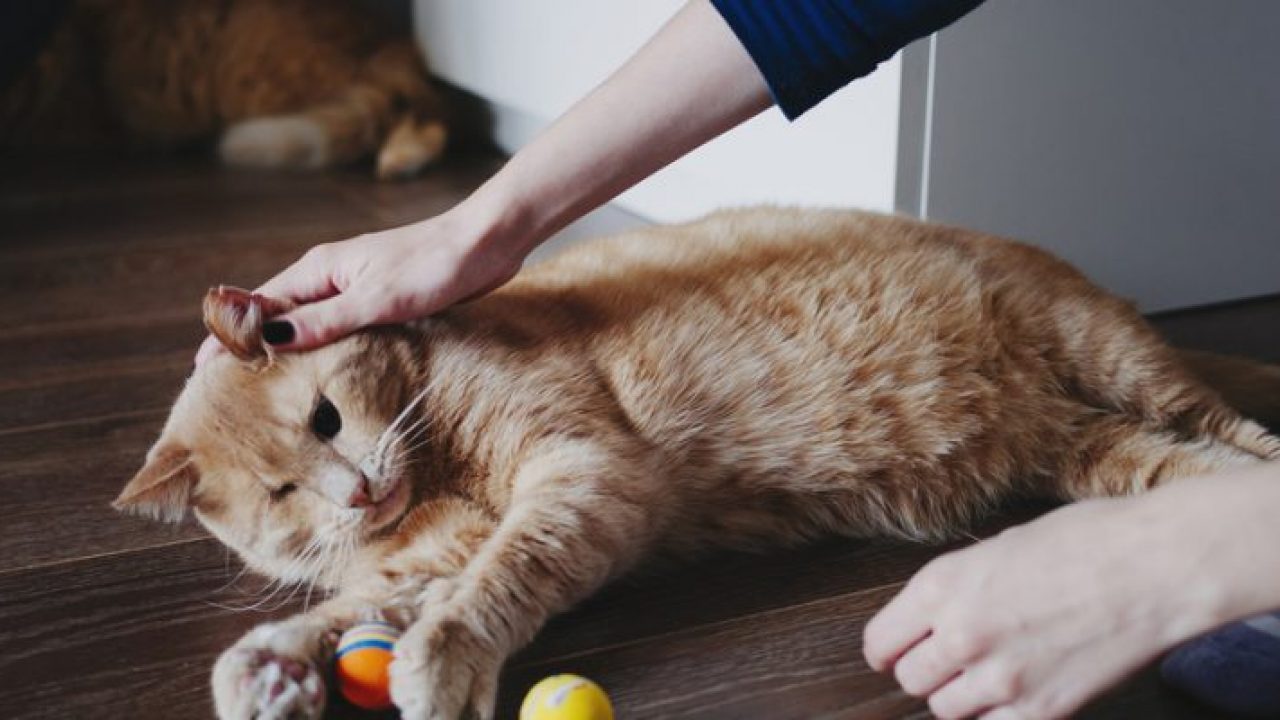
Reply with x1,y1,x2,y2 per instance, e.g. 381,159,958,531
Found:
1177,350,1280,433
218,40,447,179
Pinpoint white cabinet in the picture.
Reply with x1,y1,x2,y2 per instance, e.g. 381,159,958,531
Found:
903,0,1280,311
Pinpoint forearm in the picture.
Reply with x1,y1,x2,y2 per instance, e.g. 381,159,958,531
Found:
455,0,770,259
1147,461,1280,632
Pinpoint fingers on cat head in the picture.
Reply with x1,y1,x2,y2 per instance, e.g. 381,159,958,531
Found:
203,285,295,365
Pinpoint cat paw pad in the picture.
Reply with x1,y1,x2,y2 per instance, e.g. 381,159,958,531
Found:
212,625,326,720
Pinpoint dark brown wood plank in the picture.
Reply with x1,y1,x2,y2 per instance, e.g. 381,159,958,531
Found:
0,359,188,432
0,156,503,259
503,585,919,720
0,236,317,333
515,540,939,667
0,410,204,572
0,531,1219,720
0,539,298,720
0,318,197,397
501,580,1218,720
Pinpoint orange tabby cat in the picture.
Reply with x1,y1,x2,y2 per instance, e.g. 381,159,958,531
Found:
0,0,447,179
116,208,1280,719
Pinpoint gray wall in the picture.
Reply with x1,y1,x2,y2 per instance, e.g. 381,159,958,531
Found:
898,0,1280,311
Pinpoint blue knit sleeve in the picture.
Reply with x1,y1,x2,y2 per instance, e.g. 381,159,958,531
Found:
710,0,986,119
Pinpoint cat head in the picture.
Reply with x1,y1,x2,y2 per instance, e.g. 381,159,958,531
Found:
114,287,421,582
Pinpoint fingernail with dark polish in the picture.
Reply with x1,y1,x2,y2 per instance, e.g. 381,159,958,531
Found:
263,321,295,346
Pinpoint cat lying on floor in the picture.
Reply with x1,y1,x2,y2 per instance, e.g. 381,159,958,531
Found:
116,208,1280,719
1,0,447,180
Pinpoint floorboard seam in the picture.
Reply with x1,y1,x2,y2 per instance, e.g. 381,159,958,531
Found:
0,408,167,437
0,536,215,578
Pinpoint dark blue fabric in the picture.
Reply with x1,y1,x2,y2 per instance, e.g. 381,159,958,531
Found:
1162,613,1280,718
0,1,72,93
710,0,986,118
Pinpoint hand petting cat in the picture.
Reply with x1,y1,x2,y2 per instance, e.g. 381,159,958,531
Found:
199,0,774,366
864,463,1280,719
196,205,524,364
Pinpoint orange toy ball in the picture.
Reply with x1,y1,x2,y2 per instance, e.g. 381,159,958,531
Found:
334,621,401,711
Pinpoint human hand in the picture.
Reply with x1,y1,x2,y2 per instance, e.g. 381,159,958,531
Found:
862,494,1231,719
194,0,774,366
195,210,525,363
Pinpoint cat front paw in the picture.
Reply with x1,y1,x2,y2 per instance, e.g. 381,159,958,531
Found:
389,603,501,720
212,622,328,720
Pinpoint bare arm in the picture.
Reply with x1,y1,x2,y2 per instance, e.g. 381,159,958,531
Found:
198,0,769,356
471,0,771,255
863,461,1280,719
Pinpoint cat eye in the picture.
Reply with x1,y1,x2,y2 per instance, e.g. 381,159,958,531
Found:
270,482,298,501
311,395,342,440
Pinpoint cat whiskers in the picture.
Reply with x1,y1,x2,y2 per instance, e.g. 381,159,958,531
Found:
205,533,330,613
302,530,349,611
373,384,433,459
250,526,352,613
198,375,439,618
367,380,440,481
244,536,326,611
305,514,368,610
311,532,358,611
209,557,254,596
380,406,435,476
383,430,427,479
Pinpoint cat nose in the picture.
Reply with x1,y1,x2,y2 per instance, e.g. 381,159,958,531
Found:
348,474,374,508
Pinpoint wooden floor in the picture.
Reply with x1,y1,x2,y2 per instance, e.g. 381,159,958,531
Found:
2,151,1273,719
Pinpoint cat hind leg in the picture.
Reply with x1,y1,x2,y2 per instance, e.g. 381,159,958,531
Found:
1053,416,1267,501
1042,294,1280,461
1176,349,1280,452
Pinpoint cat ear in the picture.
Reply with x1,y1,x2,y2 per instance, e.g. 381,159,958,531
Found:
113,442,199,523
202,285,294,364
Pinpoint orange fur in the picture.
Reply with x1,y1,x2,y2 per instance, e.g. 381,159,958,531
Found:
0,0,448,179
202,285,295,364
116,208,1280,719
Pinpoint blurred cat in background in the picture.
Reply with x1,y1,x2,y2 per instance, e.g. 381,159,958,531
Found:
0,0,448,179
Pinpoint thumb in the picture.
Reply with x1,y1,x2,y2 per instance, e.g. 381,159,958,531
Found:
267,293,374,351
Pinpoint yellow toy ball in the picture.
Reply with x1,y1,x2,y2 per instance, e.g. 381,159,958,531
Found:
334,621,400,711
519,674,614,720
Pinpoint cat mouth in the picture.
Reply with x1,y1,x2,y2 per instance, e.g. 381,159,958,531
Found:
365,476,410,529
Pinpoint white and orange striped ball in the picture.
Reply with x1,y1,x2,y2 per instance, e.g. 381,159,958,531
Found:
334,621,400,710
